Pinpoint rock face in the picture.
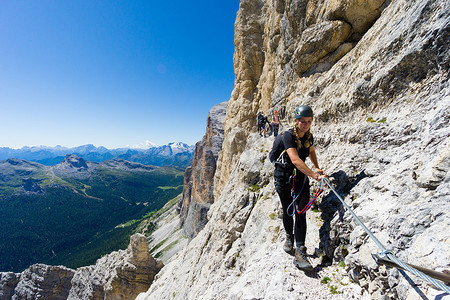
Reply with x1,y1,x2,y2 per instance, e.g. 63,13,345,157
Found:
53,154,95,179
0,234,162,300
214,0,390,198
139,135,370,299
179,101,227,239
293,20,352,75
140,0,449,299
306,0,388,35
68,234,163,300
148,195,189,264
0,265,74,300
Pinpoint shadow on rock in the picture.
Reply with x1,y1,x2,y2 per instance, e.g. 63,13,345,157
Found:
317,170,368,265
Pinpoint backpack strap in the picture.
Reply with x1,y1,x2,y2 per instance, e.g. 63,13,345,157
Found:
273,149,286,164
276,149,286,163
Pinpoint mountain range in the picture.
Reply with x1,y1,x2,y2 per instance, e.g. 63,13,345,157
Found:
0,142,195,168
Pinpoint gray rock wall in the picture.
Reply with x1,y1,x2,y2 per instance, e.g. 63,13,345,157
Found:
141,0,449,299
179,101,227,239
0,234,162,300
214,0,390,198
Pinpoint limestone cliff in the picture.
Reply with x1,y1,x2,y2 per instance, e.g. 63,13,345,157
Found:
0,265,74,300
0,234,162,300
179,101,227,239
214,0,391,197
140,0,449,299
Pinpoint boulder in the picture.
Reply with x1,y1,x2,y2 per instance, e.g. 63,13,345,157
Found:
293,20,352,75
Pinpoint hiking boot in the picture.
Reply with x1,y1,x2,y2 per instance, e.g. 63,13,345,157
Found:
293,246,313,271
283,234,294,255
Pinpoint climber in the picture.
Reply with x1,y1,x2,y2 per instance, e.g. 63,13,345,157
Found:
273,105,327,271
271,110,283,137
256,111,268,137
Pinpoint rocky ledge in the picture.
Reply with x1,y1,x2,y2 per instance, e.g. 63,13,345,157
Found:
0,234,162,300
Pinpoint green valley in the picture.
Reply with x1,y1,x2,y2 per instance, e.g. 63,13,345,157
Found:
0,155,184,272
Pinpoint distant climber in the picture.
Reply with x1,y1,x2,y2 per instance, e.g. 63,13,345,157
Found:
272,105,327,271
271,110,282,137
256,112,269,137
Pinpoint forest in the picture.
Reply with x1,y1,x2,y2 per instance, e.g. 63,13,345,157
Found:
0,160,184,272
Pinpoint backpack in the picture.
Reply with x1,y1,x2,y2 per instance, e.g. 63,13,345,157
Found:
269,129,312,166
257,114,264,124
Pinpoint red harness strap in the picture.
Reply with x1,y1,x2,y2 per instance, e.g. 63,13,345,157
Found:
296,187,323,214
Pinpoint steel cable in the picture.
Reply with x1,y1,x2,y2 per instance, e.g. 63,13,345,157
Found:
323,178,450,294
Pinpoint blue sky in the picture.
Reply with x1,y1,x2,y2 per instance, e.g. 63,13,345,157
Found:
0,1,239,149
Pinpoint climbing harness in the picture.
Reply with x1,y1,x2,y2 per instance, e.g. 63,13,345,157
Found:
322,177,450,294
287,169,305,216
287,170,325,216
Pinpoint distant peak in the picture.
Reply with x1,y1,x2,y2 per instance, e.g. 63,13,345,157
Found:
6,158,25,165
60,154,88,169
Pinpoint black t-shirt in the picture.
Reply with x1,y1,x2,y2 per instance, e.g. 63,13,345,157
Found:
281,128,313,161
275,128,314,176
